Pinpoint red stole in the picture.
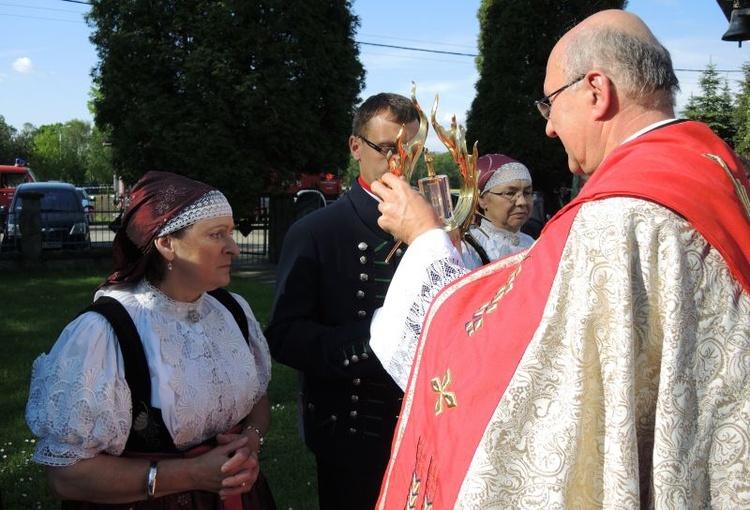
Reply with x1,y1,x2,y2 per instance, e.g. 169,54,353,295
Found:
376,120,750,508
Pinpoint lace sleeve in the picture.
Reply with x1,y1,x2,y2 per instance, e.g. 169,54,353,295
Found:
26,313,132,466
232,293,272,399
371,229,469,390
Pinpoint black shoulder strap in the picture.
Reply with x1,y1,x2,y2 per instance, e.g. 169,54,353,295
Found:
464,231,492,265
208,288,249,342
81,296,151,406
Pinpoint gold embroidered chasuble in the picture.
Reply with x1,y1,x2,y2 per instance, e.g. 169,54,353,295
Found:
377,121,750,509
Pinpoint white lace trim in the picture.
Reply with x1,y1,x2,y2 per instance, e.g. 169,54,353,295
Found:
481,162,531,192
371,229,468,390
462,220,534,269
158,190,232,236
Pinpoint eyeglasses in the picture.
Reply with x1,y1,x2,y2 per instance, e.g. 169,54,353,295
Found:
485,189,534,202
534,75,586,120
359,135,398,157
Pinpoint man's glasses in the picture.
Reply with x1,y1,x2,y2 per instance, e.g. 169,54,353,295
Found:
485,189,534,202
534,75,585,120
359,135,398,157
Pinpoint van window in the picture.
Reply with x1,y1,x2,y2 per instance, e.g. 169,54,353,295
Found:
14,190,81,212
1,172,27,189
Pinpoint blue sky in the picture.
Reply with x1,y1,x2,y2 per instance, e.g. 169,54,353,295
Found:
1,0,747,152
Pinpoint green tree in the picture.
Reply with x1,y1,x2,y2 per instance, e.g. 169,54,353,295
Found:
87,0,364,218
29,121,93,183
465,0,625,212
682,63,736,145
0,116,32,165
86,126,115,185
733,62,750,160
0,116,18,164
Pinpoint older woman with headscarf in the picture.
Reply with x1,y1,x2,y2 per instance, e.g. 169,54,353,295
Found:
461,154,536,269
26,171,276,509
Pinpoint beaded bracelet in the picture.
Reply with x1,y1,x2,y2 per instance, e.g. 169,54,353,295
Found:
245,423,265,453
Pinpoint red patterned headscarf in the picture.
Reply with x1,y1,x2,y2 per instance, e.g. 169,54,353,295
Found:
104,171,226,285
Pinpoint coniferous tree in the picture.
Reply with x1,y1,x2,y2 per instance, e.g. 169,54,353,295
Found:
87,0,364,217
466,0,625,211
682,63,736,146
732,62,750,159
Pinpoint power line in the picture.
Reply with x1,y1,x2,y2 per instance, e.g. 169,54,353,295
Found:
358,33,477,51
0,1,83,12
0,12,82,23
359,41,477,58
675,67,743,74
4,1,742,75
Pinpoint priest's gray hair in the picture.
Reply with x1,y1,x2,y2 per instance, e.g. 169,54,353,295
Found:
563,25,680,110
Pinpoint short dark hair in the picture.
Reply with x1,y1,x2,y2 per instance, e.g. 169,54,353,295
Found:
352,93,419,138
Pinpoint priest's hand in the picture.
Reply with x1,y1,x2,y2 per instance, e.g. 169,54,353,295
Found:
372,173,441,245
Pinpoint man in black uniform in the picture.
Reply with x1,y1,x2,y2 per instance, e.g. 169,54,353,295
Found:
265,93,420,509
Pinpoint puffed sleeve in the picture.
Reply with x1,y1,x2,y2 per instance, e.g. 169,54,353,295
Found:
25,312,132,466
231,292,272,397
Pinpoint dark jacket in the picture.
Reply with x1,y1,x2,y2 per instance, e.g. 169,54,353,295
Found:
265,179,404,469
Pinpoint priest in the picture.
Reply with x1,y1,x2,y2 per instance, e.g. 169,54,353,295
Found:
370,9,750,509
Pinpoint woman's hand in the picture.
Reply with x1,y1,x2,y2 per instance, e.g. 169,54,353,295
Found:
214,432,261,498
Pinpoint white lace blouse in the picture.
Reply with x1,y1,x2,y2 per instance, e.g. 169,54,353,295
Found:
461,219,535,269
26,280,272,467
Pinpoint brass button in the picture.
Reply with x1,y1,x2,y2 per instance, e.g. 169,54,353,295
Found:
351,355,359,363
351,395,359,402
356,290,365,298
358,242,368,251
359,273,369,282
343,359,350,367
357,310,366,318
396,248,404,257
352,378,361,386
349,410,358,418
359,256,367,265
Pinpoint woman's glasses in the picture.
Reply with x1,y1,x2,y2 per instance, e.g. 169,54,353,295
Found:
485,189,534,201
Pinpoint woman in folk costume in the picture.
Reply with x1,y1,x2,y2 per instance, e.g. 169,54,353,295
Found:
461,154,535,268
26,171,275,509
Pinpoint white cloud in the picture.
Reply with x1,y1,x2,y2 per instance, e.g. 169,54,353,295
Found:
12,57,34,74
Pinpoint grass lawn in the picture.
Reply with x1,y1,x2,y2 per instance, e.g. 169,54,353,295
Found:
0,267,318,509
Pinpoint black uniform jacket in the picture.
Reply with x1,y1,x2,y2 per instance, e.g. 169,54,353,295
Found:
266,179,404,469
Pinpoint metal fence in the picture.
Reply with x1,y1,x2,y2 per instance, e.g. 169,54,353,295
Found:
2,192,272,267
92,196,271,266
